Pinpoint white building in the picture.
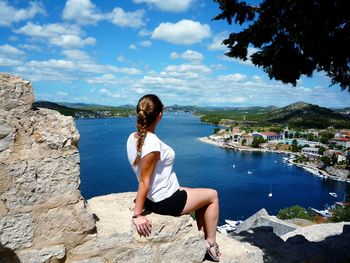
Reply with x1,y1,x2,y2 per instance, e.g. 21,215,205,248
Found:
302,147,321,159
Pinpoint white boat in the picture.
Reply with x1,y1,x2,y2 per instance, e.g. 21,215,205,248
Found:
217,223,236,234
274,160,277,163
225,219,242,229
247,170,253,175
311,208,332,217
329,192,338,198
268,184,272,197
232,164,236,168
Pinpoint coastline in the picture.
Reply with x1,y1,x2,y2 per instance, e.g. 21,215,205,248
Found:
198,136,350,184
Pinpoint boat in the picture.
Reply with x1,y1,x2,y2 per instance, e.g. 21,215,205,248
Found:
247,170,253,175
311,208,332,217
225,219,242,229
268,184,272,197
216,223,236,234
274,160,277,163
329,192,338,198
232,164,236,168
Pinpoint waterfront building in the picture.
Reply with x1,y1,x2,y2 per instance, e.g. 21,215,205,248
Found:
302,147,321,160
330,138,350,148
251,132,283,141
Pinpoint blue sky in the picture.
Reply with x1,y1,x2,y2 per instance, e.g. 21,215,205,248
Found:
0,0,349,108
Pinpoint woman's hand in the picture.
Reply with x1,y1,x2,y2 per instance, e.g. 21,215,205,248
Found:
132,216,152,237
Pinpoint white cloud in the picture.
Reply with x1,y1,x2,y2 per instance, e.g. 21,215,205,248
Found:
88,74,119,85
161,63,211,79
208,31,228,51
56,91,69,97
117,55,125,62
132,0,193,12
138,28,152,36
170,50,204,63
217,73,248,82
18,44,41,52
61,49,90,60
0,1,45,27
0,44,25,56
129,44,137,50
0,57,22,67
140,40,152,47
99,88,120,98
14,22,96,49
152,19,211,45
62,0,102,25
108,7,145,28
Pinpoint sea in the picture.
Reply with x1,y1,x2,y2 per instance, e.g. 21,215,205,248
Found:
76,112,350,224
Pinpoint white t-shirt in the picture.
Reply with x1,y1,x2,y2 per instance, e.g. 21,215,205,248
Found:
126,132,180,202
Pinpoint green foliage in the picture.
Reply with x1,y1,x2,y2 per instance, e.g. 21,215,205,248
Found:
329,205,350,222
277,205,311,220
321,156,331,166
317,146,327,155
319,131,334,144
251,136,265,148
213,127,220,134
213,0,350,90
291,139,299,152
241,138,247,145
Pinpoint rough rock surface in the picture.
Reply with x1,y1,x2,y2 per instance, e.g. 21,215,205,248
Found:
0,73,95,261
235,209,299,237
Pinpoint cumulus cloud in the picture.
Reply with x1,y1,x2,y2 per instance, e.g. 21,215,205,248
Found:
152,19,211,45
217,73,248,82
208,31,229,51
0,57,22,67
161,63,211,79
62,0,102,25
108,7,145,28
0,44,25,56
132,0,193,12
170,50,204,63
14,58,142,82
138,28,152,36
61,49,90,60
0,1,45,27
99,88,120,98
140,40,152,47
129,44,137,50
14,22,96,49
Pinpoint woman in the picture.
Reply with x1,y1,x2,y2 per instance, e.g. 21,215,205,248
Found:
126,94,221,262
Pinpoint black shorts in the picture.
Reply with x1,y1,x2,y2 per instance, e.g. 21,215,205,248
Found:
144,189,187,216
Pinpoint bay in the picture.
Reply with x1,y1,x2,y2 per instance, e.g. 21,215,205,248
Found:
76,112,349,224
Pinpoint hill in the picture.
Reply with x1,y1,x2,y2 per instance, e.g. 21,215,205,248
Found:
265,101,349,128
33,101,134,118
198,101,350,129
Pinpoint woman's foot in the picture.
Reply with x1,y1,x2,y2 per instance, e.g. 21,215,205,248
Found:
206,240,221,262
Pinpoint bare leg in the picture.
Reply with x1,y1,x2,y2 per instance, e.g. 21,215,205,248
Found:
180,187,219,257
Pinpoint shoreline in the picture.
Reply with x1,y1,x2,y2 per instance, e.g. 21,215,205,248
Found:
198,136,350,184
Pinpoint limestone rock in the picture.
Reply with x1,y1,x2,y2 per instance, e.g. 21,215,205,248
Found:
281,222,350,242
17,245,66,263
235,209,299,237
0,73,34,112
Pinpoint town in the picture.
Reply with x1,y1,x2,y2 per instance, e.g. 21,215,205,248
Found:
200,127,350,183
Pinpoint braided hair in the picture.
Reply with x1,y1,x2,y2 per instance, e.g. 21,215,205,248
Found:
133,94,164,166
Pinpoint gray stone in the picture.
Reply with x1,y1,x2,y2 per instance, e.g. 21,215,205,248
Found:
72,257,106,263
0,212,33,251
17,245,66,263
281,222,350,242
235,208,299,237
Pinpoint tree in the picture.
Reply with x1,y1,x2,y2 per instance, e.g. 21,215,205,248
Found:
213,127,220,134
251,136,265,148
241,138,247,145
291,139,299,152
213,0,350,91
277,205,311,220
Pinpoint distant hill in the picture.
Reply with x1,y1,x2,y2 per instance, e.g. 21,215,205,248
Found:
33,101,134,118
265,101,349,128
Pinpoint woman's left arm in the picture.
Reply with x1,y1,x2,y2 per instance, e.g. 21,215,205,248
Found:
133,151,160,236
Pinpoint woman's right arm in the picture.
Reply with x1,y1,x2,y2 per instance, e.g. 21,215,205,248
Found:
133,151,160,237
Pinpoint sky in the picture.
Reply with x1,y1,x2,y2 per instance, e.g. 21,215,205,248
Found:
0,0,349,108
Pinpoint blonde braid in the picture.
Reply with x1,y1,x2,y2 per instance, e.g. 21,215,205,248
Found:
133,110,147,166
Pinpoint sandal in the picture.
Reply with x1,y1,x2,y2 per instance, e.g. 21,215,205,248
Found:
206,240,221,262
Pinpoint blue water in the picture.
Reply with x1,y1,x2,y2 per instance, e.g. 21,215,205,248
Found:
76,112,349,224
